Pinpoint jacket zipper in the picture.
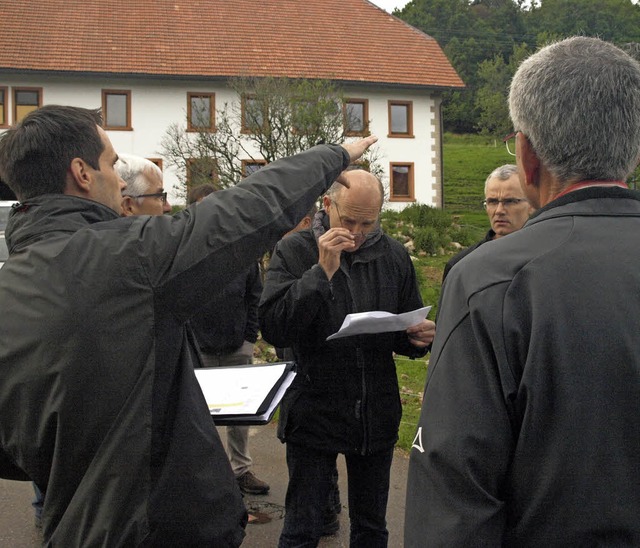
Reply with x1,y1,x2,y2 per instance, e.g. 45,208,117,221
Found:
356,346,368,455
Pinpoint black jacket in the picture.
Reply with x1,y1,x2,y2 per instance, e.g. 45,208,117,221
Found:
260,224,426,455
441,228,495,282
405,187,640,546
0,143,350,547
190,263,262,354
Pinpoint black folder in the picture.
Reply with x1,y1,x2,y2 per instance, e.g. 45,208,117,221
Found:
194,361,296,425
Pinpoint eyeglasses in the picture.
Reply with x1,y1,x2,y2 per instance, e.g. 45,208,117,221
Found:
130,191,168,204
333,201,377,243
483,198,527,209
503,131,518,156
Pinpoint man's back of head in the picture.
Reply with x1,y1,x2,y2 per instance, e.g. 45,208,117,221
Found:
509,37,640,186
0,105,103,202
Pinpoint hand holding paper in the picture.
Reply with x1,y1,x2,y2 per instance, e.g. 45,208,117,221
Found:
326,306,432,341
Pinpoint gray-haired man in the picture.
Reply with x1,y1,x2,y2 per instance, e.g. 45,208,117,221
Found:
405,36,640,546
442,164,533,281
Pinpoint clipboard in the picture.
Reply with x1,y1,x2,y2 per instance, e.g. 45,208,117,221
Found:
194,361,296,425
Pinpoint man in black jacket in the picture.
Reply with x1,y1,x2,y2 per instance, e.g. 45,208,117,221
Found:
0,104,376,546
405,36,640,546
260,169,435,547
442,164,533,281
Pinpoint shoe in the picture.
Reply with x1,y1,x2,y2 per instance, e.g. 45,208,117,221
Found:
321,513,340,536
237,471,270,495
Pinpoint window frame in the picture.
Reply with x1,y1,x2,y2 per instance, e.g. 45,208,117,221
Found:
388,100,414,138
0,86,8,128
13,86,42,124
147,158,163,170
241,94,266,134
241,159,267,178
343,98,369,136
102,89,132,131
187,92,216,132
389,162,415,202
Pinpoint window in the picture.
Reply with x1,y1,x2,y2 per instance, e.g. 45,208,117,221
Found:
187,157,218,187
147,158,163,170
102,90,131,130
388,101,413,138
389,163,415,201
0,87,7,127
187,92,215,131
241,94,265,133
13,87,42,123
241,159,266,177
344,99,368,136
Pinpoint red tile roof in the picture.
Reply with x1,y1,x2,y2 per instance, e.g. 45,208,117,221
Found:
0,0,464,89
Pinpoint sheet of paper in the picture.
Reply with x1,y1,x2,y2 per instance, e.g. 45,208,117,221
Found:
326,306,432,341
194,363,291,416
254,370,296,421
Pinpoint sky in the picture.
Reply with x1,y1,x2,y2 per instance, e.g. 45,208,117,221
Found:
369,0,410,13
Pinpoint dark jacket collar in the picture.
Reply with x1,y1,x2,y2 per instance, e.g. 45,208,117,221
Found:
6,194,119,252
527,186,640,226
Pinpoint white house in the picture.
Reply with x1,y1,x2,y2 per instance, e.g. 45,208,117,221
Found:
0,0,463,209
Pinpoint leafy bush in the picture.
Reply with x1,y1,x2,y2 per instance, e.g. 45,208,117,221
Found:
449,225,479,247
396,203,452,231
413,227,448,255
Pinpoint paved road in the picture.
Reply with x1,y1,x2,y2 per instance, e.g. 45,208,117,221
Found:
0,422,409,546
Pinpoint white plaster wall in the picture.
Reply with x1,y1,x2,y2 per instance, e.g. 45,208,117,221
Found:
1,75,439,209
344,85,437,211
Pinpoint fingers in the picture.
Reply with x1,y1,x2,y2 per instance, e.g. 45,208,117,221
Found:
319,228,356,253
406,320,436,346
335,172,350,189
341,135,378,163
318,228,355,279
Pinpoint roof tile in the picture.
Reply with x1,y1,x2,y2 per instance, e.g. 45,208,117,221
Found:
0,0,464,89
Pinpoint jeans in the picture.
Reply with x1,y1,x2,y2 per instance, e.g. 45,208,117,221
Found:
200,341,254,477
278,442,393,548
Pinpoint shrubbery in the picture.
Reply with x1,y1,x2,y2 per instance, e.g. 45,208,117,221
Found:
381,203,475,255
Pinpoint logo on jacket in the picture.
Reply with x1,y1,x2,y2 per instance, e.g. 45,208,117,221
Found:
411,427,424,453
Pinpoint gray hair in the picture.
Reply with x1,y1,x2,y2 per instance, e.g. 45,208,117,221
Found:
509,36,640,184
484,164,518,194
117,154,163,197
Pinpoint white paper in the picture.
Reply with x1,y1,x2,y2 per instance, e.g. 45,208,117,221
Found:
194,362,293,416
326,306,432,341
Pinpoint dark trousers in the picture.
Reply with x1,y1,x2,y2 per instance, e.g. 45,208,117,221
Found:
278,442,393,548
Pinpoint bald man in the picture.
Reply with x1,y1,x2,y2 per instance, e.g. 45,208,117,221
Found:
260,169,435,547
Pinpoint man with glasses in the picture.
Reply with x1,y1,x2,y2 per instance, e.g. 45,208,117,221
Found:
260,169,435,547
117,153,171,216
442,164,533,281
406,37,640,545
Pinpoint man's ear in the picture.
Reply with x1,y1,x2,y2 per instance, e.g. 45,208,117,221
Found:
121,196,137,217
518,133,540,190
322,195,331,210
66,157,93,195
300,216,312,229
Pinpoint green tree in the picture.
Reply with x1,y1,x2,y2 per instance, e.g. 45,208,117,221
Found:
475,42,531,136
527,0,640,45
